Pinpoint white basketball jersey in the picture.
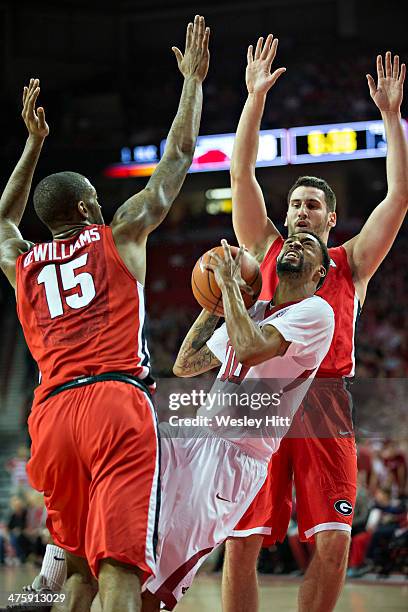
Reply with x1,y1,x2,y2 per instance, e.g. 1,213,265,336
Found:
199,296,334,461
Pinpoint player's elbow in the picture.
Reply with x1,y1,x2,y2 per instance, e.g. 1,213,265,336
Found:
390,191,408,209
235,346,259,368
173,362,190,377
165,142,194,163
230,165,254,184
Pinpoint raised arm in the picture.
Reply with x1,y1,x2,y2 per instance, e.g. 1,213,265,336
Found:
112,16,209,244
230,35,286,260
343,52,408,302
173,309,221,377
0,79,49,288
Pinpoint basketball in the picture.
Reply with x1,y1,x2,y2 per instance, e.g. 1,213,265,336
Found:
191,245,262,316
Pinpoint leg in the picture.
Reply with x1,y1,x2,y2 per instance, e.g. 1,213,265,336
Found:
298,530,350,612
98,558,142,612
52,552,97,612
222,535,263,612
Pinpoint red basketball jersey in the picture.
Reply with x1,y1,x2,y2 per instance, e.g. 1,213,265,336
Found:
16,225,152,404
259,236,360,377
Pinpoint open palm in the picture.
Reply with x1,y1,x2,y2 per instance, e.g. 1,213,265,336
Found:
367,52,406,113
246,34,286,96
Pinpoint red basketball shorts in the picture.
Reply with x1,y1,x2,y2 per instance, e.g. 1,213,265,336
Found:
233,380,357,543
27,380,160,578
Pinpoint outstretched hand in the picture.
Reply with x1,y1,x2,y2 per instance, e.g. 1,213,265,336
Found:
205,240,254,296
172,15,210,82
246,34,286,96
367,52,406,113
22,78,49,139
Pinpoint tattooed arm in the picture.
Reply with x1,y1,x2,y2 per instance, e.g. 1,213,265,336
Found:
173,309,221,377
111,16,210,285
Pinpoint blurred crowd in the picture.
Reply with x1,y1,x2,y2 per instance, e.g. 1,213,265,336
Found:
0,446,48,567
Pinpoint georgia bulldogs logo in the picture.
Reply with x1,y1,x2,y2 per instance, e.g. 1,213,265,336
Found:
334,499,353,516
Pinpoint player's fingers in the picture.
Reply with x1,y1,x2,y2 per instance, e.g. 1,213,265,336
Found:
197,15,205,46
247,45,254,64
269,67,286,86
392,55,399,79
254,37,263,60
185,21,193,49
37,107,46,130
22,86,28,107
260,34,273,60
377,54,384,79
27,86,40,117
234,245,245,271
385,51,392,77
366,74,376,96
172,47,183,66
203,26,210,52
204,263,216,274
266,38,279,69
398,63,406,84
192,14,199,44
240,281,254,296
221,241,233,265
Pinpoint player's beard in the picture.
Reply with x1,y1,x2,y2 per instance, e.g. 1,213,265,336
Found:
277,251,305,275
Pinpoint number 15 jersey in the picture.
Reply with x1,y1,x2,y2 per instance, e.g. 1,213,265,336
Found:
16,224,152,405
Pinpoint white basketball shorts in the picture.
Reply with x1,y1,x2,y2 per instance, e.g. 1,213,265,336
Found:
144,424,267,610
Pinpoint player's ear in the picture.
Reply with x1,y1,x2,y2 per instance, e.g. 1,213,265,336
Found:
319,265,327,281
328,211,336,229
284,214,288,228
77,201,88,219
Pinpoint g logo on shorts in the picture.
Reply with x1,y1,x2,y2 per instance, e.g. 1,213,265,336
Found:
334,499,353,516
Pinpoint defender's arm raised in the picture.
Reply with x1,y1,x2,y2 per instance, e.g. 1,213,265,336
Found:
230,35,286,259
0,79,49,288
112,16,209,242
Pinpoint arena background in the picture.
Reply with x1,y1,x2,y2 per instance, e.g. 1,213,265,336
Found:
0,0,407,609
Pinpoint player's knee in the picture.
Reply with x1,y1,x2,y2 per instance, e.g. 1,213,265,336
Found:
225,535,263,572
314,530,351,570
65,552,94,584
99,557,143,580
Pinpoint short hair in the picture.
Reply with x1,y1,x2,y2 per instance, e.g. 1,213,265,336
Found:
33,171,91,228
288,230,330,290
287,176,336,213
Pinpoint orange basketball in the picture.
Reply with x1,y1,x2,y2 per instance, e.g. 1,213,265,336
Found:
191,245,262,316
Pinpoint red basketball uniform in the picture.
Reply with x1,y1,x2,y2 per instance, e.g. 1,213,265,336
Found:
234,235,359,542
16,225,160,577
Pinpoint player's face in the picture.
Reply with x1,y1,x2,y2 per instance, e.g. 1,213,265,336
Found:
285,186,335,239
277,232,325,285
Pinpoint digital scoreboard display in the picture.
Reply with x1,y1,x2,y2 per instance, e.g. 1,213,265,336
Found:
288,120,398,164
160,129,287,173
105,120,407,177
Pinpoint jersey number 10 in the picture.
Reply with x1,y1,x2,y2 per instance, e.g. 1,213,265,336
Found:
37,254,96,319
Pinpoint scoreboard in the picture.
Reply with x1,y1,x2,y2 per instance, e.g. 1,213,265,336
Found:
105,119,407,178
288,120,392,164
160,129,287,172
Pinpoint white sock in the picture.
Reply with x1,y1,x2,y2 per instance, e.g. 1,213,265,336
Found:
39,544,67,591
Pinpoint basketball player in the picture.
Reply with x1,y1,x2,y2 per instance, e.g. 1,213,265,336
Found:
0,15,210,612
223,37,408,612
29,233,334,612
141,233,334,610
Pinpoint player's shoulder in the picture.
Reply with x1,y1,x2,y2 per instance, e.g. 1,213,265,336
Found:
292,295,334,320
